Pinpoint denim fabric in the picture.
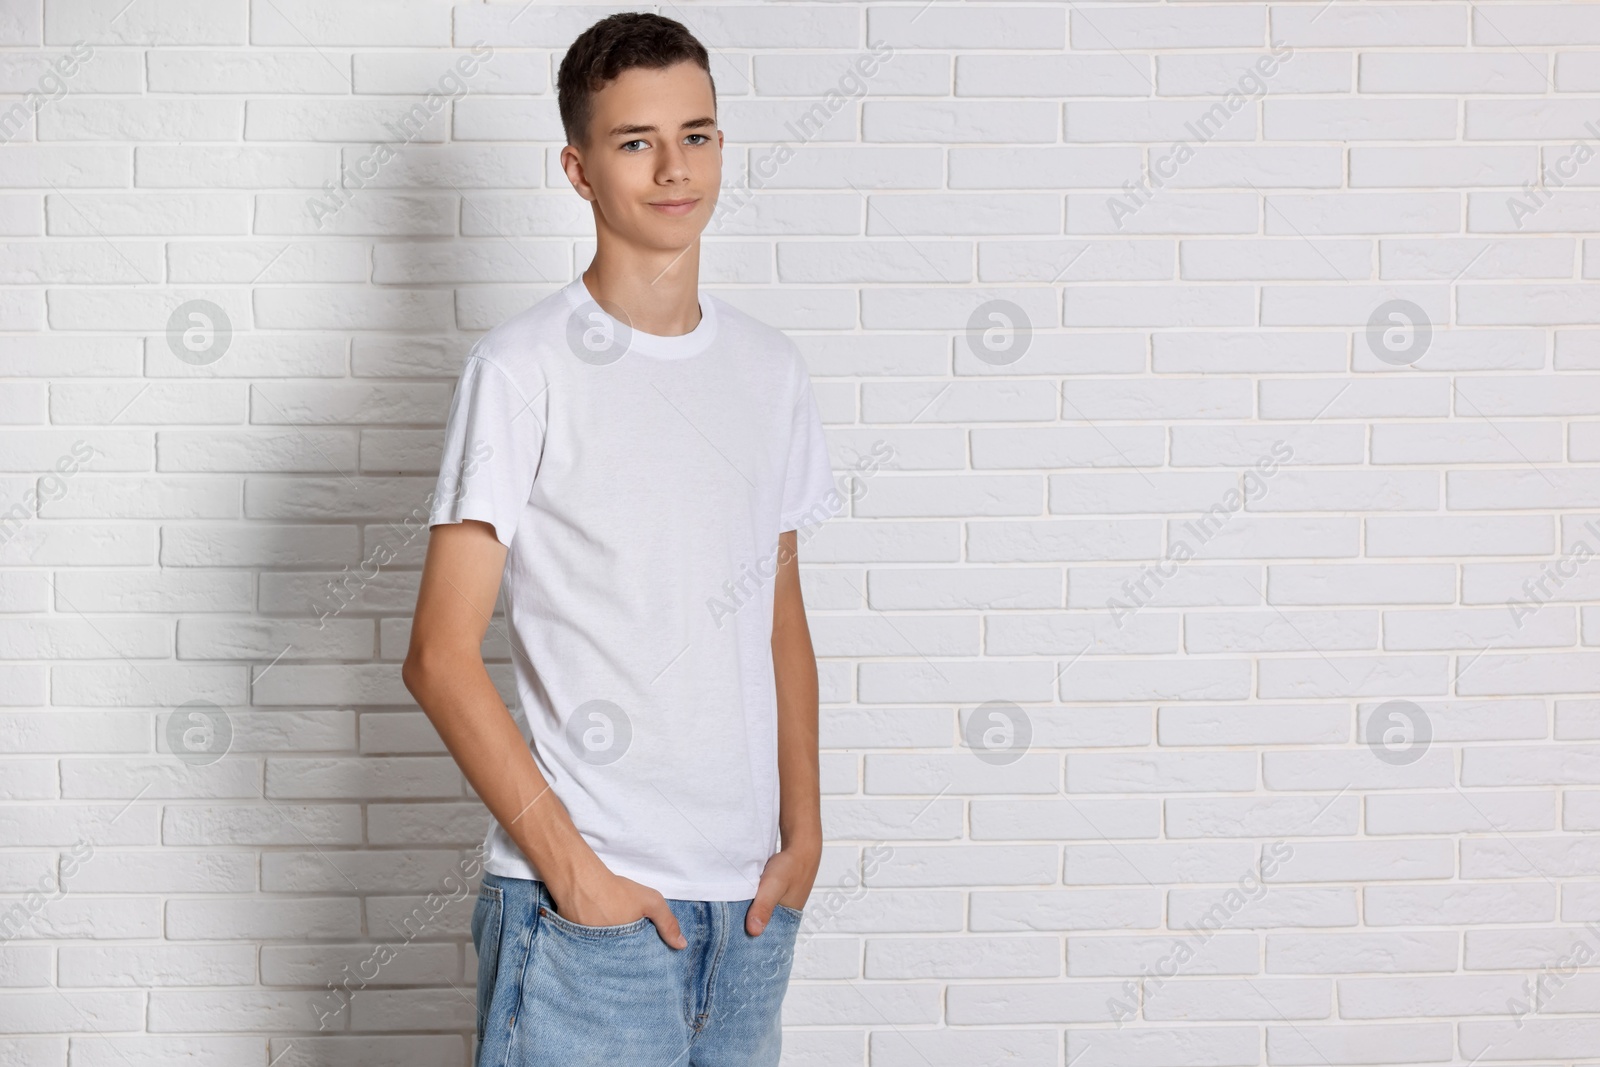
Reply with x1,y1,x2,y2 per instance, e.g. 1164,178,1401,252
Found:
470,871,802,1067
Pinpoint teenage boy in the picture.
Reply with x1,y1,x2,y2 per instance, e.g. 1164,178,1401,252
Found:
402,12,839,1066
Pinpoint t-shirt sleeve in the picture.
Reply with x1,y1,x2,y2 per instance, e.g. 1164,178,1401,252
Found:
779,368,839,532
428,354,545,548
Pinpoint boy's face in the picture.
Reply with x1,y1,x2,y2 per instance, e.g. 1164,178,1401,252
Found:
566,60,721,252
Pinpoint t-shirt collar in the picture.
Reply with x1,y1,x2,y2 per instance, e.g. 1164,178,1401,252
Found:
564,275,718,360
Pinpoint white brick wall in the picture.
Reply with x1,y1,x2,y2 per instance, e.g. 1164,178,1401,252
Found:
2,0,1599,1064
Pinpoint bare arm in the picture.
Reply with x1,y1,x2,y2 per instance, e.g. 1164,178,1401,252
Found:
402,519,686,946
747,528,824,934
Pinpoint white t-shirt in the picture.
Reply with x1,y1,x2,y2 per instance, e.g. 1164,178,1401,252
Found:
427,275,840,900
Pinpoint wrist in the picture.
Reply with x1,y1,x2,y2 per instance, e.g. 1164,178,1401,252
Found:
544,844,604,895
516,823,607,902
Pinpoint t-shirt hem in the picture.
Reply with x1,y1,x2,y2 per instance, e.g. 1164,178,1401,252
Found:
428,505,513,548
780,489,842,532
481,853,764,903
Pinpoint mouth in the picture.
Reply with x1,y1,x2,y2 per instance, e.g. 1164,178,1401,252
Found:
648,197,699,216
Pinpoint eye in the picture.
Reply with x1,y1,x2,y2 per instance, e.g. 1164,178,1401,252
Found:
622,139,648,152
684,133,710,146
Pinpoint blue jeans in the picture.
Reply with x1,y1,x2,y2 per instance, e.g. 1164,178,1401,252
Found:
471,872,802,1067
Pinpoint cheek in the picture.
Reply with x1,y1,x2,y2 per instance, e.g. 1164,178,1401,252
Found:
605,162,660,203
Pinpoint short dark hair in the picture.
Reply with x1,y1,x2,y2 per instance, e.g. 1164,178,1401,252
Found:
557,13,715,149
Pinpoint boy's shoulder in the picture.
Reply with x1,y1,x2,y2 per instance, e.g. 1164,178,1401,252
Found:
705,291,806,362
702,293,814,399
460,282,580,381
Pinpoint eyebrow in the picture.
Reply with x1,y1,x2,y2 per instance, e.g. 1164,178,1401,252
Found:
606,116,717,139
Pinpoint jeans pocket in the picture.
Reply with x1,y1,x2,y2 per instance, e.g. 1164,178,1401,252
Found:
537,903,652,939
471,882,504,1045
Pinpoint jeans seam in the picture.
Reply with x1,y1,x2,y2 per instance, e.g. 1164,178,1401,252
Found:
474,884,503,1051
698,900,731,1030
681,901,700,1033
499,881,543,1067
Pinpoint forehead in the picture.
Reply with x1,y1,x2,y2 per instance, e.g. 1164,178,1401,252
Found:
591,61,715,128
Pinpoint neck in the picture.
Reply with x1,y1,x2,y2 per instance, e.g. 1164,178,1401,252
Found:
581,245,703,337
